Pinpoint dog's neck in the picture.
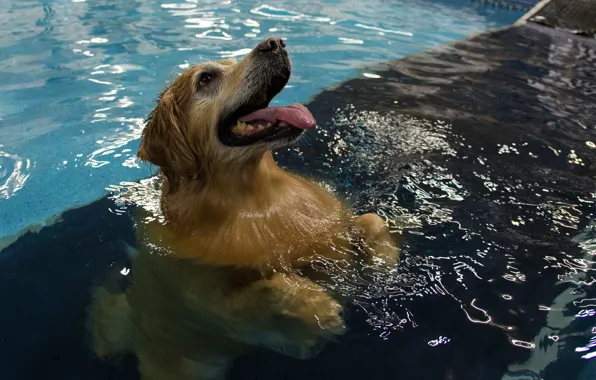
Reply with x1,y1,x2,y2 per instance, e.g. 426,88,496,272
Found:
138,151,350,267
207,151,281,195
159,151,341,229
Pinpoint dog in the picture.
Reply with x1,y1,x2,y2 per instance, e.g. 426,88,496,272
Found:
88,37,400,380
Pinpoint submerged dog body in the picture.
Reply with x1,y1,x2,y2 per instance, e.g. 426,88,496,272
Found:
88,37,399,380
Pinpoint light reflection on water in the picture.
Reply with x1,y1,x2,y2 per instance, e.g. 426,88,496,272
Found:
0,149,33,199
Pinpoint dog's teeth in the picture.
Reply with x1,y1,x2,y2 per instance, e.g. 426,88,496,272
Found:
233,120,274,136
233,121,251,135
279,121,289,127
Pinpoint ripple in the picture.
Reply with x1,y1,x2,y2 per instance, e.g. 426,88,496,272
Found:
195,30,233,41
339,37,364,45
250,4,331,22
0,150,33,199
354,23,413,37
161,3,196,9
218,47,252,58
85,118,144,169
185,18,219,28
107,175,164,223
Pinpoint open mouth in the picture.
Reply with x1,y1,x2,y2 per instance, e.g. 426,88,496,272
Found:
218,98,317,147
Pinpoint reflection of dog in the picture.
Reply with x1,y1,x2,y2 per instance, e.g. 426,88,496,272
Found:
87,37,400,380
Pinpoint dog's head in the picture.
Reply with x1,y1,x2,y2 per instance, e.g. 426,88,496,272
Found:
138,37,316,181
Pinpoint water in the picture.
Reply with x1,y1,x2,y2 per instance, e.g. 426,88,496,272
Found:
5,21,590,380
13,1,596,380
0,0,522,240
259,23,596,379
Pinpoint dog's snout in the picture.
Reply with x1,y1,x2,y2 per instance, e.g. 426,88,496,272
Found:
257,37,286,53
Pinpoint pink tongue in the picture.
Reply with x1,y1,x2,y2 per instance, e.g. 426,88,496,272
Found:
238,103,316,129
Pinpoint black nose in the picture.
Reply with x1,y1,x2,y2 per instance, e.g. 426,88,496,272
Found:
257,37,286,53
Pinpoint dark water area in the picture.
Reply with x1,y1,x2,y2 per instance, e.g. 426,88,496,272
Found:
529,0,596,38
2,23,596,380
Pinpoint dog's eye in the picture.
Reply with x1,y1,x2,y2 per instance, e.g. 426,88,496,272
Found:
198,73,213,86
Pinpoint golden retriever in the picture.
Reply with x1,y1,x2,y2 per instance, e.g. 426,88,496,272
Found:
88,37,400,380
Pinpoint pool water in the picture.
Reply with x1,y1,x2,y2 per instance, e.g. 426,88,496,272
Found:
15,1,596,380
7,16,596,376
0,0,522,240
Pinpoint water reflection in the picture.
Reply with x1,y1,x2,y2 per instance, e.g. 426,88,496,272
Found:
0,149,32,199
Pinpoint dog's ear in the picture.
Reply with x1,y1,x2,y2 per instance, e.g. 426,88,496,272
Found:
138,90,199,180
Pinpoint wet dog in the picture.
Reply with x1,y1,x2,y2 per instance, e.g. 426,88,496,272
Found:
88,37,399,380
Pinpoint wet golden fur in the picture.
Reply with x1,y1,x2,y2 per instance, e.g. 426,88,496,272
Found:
88,40,399,380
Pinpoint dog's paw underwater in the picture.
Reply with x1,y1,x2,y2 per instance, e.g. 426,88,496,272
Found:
88,37,401,380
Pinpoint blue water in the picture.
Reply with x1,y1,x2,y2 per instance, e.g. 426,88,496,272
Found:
0,0,523,240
